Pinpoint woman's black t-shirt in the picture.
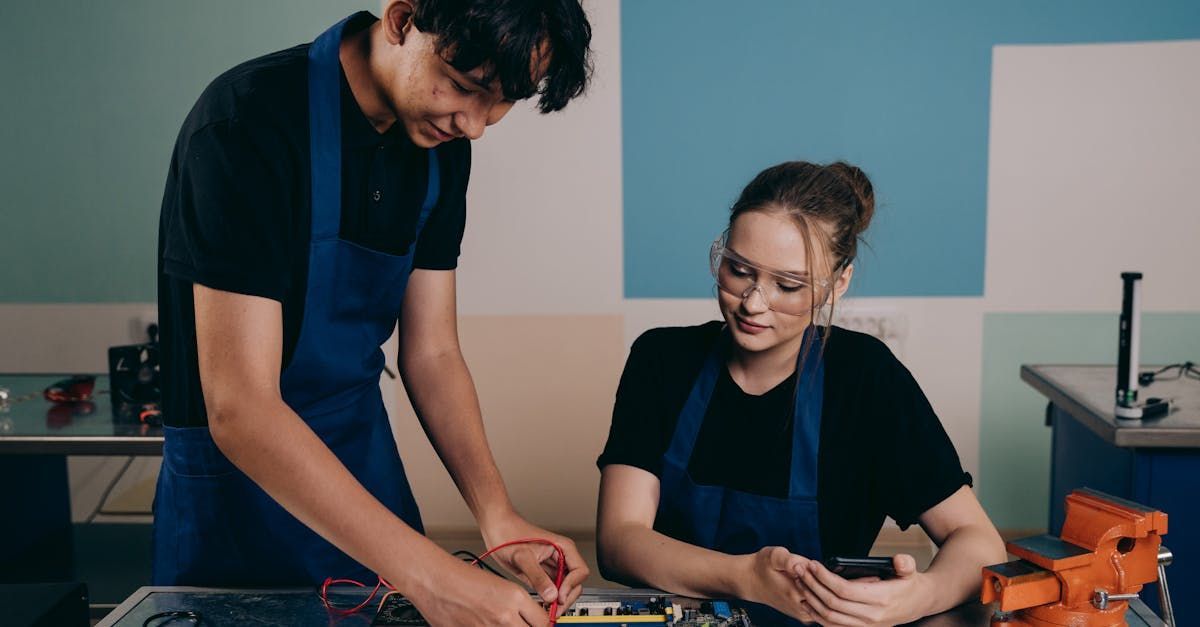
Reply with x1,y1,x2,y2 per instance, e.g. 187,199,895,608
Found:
596,321,971,559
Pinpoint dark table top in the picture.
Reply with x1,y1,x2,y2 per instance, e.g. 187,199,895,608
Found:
0,375,163,455
1,582,89,627
93,586,1162,627
1021,365,1200,448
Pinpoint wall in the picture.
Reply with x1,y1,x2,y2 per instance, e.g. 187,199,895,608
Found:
1,1,1197,534
619,1,1200,531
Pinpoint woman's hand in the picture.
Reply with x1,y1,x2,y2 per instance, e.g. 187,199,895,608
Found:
793,554,932,626
736,547,819,623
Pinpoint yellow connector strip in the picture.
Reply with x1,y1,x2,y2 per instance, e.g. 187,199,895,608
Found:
556,616,667,623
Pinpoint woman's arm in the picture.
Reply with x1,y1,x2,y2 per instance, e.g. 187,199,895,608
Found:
795,486,1006,626
913,485,1007,613
597,464,816,620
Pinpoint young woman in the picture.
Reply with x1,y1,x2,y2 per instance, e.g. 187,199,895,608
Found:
596,161,1005,626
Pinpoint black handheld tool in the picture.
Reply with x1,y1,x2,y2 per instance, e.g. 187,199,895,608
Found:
1115,272,1143,417
1114,272,1171,420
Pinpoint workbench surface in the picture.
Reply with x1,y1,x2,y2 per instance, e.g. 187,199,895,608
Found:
95,586,1164,626
0,375,163,455
1021,365,1200,447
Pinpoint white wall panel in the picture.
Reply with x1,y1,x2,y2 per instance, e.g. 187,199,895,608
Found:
986,41,1200,312
457,0,623,316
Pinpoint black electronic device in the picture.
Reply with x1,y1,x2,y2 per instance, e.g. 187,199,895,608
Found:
1113,272,1172,421
1115,272,1143,417
108,324,161,423
823,556,897,580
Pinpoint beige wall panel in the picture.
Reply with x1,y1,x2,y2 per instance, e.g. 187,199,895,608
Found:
391,314,625,533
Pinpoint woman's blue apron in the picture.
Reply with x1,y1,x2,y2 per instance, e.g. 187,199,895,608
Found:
654,328,824,626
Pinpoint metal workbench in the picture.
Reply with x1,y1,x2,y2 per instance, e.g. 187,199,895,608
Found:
1022,364,1197,623
1021,365,1200,448
0,374,163,455
96,586,1147,626
0,374,161,597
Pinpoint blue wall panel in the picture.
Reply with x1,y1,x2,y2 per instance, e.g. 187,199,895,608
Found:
621,1,1200,298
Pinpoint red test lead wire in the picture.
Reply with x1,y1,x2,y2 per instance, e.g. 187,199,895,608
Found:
319,575,392,616
473,538,567,626
319,538,567,625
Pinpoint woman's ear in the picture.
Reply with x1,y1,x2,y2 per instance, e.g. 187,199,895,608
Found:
831,263,854,303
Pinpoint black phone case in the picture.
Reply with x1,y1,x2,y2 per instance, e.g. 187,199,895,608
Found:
824,556,896,579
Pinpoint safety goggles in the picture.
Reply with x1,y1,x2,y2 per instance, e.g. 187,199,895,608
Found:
709,234,841,316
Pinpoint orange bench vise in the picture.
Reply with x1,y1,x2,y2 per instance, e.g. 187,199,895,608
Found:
980,488,1174,626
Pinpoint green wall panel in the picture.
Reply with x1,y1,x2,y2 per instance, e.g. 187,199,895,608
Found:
979,312,1200,530
0,1,373,302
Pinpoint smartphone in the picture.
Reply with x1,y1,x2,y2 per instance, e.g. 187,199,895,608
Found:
823,556,896,580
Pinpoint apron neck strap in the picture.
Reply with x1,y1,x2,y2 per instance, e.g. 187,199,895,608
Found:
664,325,825,500
307,15,354,242
308,15,443,244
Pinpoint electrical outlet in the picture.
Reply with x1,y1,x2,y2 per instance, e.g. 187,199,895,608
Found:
128,307,158,344
833,308,907,359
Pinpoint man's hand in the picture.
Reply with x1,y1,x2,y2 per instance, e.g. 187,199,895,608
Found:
736,547,819,623
403,553,551,627
794,554,932,626
479,509,589,616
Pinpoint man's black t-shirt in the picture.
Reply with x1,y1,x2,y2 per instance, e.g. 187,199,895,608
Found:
157,13,470,427
597,322,972,559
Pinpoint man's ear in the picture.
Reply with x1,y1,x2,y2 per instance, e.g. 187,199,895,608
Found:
381,0,417,45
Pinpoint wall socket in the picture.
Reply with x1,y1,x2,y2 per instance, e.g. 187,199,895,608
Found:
128,307,158,344
831,307,908,359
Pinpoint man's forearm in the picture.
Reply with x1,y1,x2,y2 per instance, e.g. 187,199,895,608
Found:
598,522,747,600
399,349,514,524
208,397,455,593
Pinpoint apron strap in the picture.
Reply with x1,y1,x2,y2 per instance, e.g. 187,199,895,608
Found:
663,326,824,500
307,15,353,243
308,17,441,245
663,340,723,468
412,148,441,238
788,329,824,499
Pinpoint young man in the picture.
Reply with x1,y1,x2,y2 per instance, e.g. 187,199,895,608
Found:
155,1,592,624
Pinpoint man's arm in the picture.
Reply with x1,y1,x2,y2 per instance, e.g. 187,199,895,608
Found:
194,284,549,626
396,269,588,612
396,268,511,522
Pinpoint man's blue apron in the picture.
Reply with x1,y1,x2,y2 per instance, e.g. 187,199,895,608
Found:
654,328,824,626
152,14,436,586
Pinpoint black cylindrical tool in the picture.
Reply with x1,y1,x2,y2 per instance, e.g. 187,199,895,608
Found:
1115,272,1143,419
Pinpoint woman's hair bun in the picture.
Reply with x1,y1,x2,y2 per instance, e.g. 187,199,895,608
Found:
827,162,875,236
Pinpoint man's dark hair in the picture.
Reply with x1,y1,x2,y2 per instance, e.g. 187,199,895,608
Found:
413,0,593,113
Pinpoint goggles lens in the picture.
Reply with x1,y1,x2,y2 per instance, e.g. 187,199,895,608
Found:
709,235,830,316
